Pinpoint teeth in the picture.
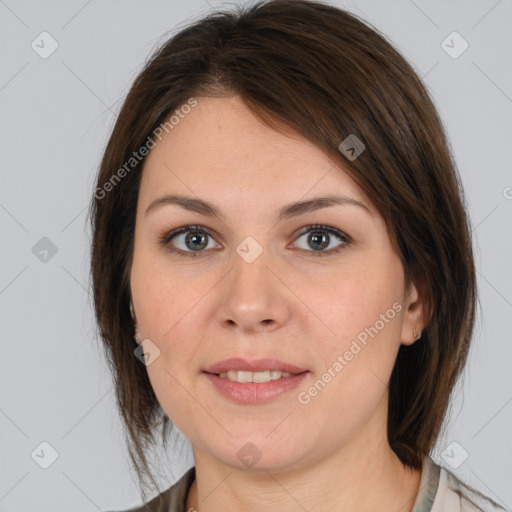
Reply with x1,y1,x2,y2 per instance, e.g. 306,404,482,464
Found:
218,370,292,383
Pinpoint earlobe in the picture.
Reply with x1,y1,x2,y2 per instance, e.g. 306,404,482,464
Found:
401,327,423,347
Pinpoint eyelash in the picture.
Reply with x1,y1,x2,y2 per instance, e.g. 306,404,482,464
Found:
157,224,352,259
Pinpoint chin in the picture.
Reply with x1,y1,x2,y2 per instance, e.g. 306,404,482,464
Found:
204,434,312,474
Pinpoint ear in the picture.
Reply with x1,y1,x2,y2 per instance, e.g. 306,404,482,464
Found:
130,300,143,344
130,300,136,322
400,278,428,346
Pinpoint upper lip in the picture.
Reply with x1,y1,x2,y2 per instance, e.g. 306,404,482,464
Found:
203,358,308,374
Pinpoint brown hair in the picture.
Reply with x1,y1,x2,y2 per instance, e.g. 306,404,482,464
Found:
88,0,476,500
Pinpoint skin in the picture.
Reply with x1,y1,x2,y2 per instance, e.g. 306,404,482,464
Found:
130,95,426,512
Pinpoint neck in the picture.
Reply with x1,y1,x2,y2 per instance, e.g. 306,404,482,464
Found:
186,436,421,512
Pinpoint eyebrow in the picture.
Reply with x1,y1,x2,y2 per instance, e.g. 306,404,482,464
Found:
144,193,372,221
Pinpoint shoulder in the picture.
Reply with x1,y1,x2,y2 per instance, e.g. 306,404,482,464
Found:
431,463,510,512
105,466,196,512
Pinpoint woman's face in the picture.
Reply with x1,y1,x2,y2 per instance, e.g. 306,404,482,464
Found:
130,95,423,472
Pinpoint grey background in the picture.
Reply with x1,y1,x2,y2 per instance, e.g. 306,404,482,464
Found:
0,0,511,510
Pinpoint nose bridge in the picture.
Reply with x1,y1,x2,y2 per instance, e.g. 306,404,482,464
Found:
218,235,288,330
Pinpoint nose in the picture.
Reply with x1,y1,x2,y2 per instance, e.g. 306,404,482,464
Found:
217,241,291,334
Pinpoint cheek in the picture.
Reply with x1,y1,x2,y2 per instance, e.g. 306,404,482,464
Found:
130,259,202,406
308,271,403,348
300,258,404,399
141,300,201,433
297,302,402,441
132,253,206,338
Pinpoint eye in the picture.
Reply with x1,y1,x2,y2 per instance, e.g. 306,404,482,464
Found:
158,225,221,258
291,224,352,257
158,223,352,259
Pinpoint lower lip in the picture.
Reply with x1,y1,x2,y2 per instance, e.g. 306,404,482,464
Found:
203,372,309,404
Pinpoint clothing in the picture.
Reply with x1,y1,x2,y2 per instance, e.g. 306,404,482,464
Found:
413,457,509,512
107,457,510,512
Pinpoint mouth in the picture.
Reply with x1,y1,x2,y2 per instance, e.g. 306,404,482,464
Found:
202,357,309,404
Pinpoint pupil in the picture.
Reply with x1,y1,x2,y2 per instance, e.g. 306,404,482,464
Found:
186,231,207,251
309,231,329,251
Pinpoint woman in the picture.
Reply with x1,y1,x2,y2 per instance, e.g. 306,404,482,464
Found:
90,1,509,511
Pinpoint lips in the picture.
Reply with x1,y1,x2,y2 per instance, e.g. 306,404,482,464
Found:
203,357,308,375
204,371,309,404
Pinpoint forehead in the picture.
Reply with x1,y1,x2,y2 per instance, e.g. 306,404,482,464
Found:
139,95,374,215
